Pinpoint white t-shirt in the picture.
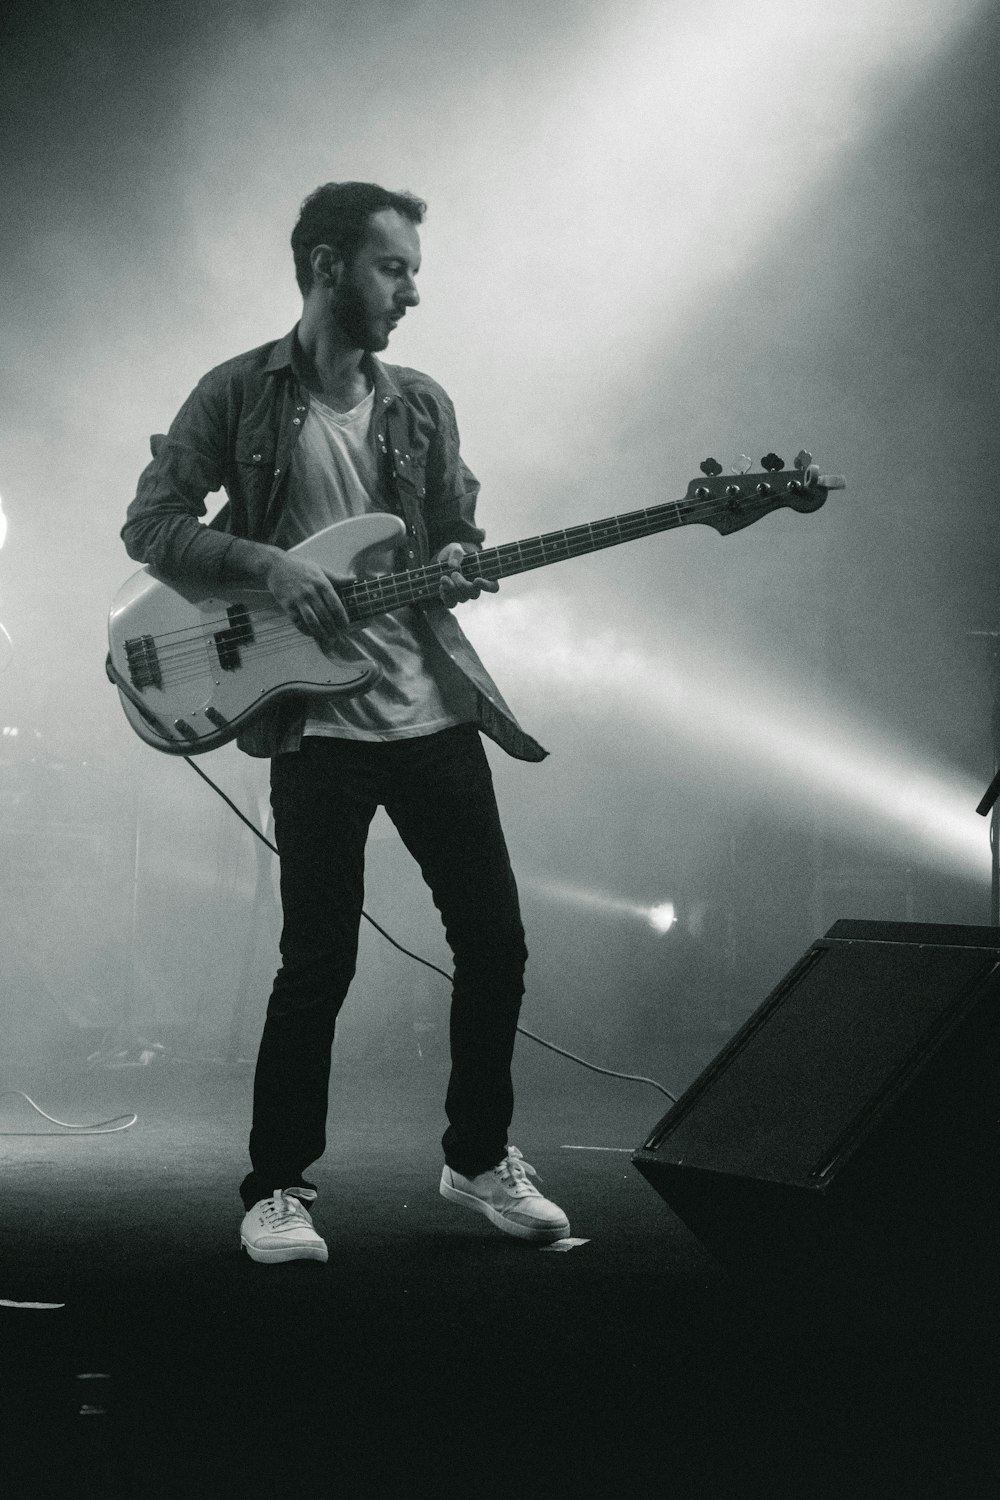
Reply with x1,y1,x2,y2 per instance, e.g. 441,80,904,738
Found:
278,388,475,741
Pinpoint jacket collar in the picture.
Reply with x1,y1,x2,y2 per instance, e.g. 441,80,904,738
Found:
265,325,402,407
263,327,297,374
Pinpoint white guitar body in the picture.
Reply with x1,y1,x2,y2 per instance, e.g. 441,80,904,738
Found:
108,513,407,754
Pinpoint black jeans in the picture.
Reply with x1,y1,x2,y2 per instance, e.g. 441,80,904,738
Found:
239,725,527,1210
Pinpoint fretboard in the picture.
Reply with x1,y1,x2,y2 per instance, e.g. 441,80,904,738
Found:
341,494,695,623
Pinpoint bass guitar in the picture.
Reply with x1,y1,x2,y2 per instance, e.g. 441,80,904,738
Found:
107,450,844,755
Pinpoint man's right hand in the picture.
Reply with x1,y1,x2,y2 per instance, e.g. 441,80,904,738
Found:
264,552,351,642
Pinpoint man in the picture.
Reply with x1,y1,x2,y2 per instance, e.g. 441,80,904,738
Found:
121,181,569,1262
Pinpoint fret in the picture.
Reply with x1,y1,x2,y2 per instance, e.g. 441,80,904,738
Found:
342,493,705,623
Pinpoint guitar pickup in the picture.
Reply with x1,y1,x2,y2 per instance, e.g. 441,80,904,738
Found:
213,604,253,672
125,634,162,690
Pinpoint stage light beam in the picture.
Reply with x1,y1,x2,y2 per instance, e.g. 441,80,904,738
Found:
466,596,990,883
526,877,677,933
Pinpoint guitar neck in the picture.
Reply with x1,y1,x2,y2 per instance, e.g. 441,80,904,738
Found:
341,495,691,622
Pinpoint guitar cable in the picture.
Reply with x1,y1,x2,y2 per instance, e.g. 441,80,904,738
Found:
101,652,675,1101
0,1092,138,1136
182,755,677,1102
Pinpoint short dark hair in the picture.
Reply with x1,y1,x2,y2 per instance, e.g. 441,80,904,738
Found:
291,181,427,294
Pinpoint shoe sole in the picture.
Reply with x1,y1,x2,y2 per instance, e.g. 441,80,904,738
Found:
240,1237,329,1264
439,1178,570,1243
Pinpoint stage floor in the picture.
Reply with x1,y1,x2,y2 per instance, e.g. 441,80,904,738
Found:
0,1052,997,1498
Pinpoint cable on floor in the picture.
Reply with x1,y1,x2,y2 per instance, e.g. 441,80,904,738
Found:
0,1090,138,1136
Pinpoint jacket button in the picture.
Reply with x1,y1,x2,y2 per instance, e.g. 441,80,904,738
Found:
252,452,262,461
292,417,301,426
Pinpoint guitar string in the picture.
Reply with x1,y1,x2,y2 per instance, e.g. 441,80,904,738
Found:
123,484,815,684
127,502,697,652
126,510,706,656
140,616,384,683
124,484,802,656
122,490,743,651
148,636,370,691
126,524,733,683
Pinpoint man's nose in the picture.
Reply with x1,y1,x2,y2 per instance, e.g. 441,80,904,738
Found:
400,276,420,307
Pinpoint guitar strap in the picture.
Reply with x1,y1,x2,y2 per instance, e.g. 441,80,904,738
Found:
382,398,420,548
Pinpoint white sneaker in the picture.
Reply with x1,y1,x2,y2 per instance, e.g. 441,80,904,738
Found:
240,1187,329,1264
440,1147,570,1243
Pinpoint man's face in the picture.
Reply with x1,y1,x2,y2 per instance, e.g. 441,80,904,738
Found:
331,208,421,352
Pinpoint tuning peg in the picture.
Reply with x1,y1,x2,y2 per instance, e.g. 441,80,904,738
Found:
761,453,784,472
794,449,813,472
700,458,723,477
734,455,752,474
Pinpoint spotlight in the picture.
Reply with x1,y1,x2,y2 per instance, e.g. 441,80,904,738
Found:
647,902,677,934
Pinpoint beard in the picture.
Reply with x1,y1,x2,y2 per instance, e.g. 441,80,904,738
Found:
332,273,387,352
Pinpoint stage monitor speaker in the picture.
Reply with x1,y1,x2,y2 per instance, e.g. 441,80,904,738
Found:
633,920,1000,1316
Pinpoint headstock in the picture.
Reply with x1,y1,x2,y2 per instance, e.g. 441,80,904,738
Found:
687,450,845,536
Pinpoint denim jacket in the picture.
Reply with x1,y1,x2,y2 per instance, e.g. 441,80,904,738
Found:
121,327,546,762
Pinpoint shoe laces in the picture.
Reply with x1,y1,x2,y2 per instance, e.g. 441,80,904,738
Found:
495,1147,542,1197
259,1187,317,1229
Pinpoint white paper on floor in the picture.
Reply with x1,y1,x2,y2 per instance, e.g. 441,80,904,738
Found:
539,1237,590,1252
0,1299,65,1309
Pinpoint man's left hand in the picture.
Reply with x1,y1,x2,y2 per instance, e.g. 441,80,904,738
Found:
435,543,499,607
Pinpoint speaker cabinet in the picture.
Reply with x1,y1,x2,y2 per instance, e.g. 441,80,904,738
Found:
633,921,1000,1316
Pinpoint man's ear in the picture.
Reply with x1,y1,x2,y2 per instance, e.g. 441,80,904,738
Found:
309,243,343,289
